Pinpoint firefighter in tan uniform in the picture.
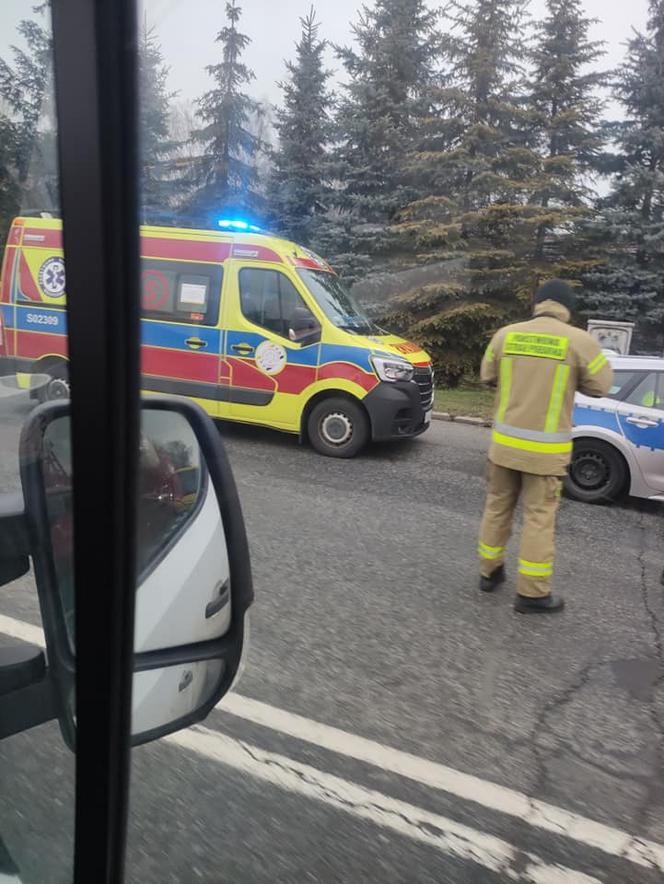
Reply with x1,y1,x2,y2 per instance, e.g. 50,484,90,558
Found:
478,280,613,613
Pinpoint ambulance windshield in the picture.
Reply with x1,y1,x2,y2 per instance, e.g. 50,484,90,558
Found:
297,269,378,335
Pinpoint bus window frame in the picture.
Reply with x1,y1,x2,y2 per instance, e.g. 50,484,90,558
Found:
50,0,141,880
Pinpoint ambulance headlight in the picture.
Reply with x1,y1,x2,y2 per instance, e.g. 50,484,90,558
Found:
371,356,414,383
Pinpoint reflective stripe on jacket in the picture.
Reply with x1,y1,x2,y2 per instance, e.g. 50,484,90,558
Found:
480,300,614,476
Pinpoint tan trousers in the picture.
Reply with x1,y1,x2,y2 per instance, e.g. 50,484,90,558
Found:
478,462,562,598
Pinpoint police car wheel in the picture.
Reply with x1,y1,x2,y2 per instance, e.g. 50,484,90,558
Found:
308,397,369,458
564,440,627,503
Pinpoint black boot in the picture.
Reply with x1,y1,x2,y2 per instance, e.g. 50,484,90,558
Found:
514,594,565,614
479,564,505,593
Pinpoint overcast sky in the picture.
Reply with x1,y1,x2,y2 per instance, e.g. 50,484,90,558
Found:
0,0,650,109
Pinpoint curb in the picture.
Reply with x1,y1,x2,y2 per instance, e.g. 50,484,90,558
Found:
432,412,492,428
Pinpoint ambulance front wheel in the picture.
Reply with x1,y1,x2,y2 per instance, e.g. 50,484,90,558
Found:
307,397,369,458
37,362,70,403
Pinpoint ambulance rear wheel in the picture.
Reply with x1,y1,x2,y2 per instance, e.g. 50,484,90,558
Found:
307,397,369,458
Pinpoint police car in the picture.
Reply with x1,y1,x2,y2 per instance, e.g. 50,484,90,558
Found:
566,354,664,503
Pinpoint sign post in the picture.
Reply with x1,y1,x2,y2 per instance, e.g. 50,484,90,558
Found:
586,320,634,355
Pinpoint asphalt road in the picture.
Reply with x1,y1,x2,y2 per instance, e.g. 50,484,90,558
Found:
0,392,663,883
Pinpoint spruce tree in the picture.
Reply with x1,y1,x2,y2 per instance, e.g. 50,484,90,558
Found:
138,21,180,224
0,3,56,227
581,0,664,351
187,0,264,224
0,6,52,186
268,8,332,246
528,0,606,272
0,118,20,243
331,0,440,266
386,0,541,384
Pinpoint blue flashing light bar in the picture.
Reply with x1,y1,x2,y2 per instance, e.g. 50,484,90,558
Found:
217,218,263,233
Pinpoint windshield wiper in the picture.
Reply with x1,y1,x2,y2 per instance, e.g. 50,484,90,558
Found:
339,322,374,334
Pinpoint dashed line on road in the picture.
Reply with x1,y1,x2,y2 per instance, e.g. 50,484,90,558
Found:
3,613,664,876
168,725,600,884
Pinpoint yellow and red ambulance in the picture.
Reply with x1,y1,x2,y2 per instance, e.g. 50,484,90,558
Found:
0,216,433,456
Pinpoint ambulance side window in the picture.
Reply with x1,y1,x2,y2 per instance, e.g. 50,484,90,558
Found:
140,259,222,325
239,268,316,338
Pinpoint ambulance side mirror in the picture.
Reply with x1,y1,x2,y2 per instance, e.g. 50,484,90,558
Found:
288,311,321,346
0,398,252,748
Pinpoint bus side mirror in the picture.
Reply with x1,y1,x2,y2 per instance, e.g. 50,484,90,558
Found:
0,398,253,748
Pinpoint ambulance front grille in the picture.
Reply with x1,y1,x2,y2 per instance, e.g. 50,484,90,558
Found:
413,366,434,409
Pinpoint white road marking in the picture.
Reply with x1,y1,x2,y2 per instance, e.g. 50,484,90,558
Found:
3,613,663,875
0,615,44,647
220,693,664,873
168,725,601,884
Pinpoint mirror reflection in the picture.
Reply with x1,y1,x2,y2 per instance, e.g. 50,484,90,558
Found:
132,659,224,736
37,405,231,736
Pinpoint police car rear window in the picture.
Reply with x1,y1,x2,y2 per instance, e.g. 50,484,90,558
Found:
140,259,223,325
607,370,646,401
623,372,662,409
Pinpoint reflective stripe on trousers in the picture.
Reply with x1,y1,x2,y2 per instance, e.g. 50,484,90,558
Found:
478,541,505,560
518,559,554,577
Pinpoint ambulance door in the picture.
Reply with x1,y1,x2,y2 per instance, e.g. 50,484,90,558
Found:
225,262,321,429
140,259,227,417
13,230,68,378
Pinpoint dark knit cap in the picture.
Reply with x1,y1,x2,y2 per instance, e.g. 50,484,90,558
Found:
534,279,576,312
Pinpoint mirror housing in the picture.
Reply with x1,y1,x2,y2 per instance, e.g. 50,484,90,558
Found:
0,643,46,695
0,397,253,748
0,494,30,588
